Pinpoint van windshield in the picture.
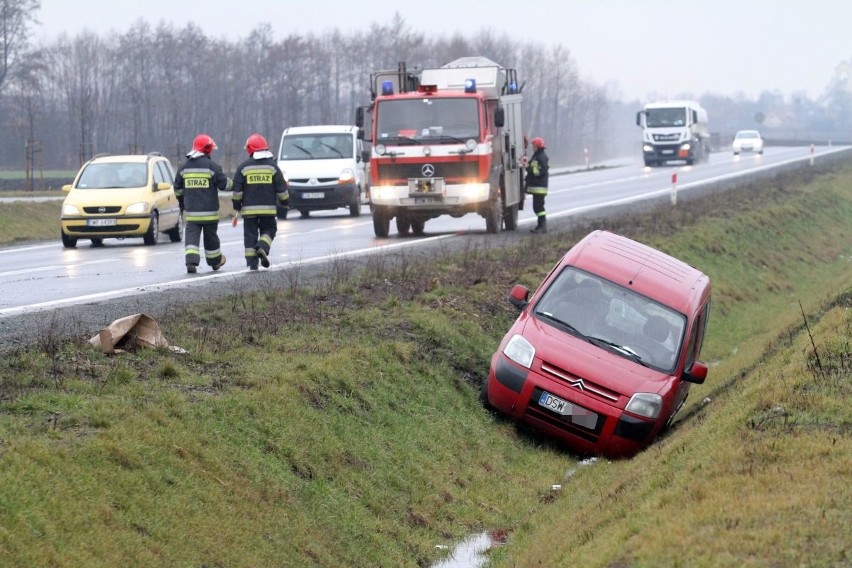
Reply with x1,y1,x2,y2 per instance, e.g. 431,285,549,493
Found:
279,134,353,161
534,267,687,373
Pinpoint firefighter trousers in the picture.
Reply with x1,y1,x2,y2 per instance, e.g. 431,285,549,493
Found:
242,215,277,268
184,221,223,267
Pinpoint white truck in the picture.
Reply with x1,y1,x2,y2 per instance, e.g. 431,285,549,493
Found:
276,125,370,219
355,56,525,237
636,100,710,167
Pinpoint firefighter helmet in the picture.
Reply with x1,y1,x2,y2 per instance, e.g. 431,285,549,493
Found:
245,133,269,155
192,134,217,154
531,137,546,149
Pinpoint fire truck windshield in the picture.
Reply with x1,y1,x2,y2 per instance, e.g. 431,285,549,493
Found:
376,97,480,143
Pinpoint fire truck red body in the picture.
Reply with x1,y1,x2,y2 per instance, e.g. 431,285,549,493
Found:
356,57,526,237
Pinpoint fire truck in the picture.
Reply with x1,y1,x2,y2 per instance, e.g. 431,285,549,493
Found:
355,57,525,237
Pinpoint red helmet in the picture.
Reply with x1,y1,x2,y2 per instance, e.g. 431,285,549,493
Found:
531,137,546,149
245,133,269,155
192,134,217,154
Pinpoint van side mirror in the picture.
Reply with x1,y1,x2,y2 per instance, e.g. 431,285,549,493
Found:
636,111,643,127
355,107,364,128
361,149,371,162
508,284,529,310
683,360,708,384
494,107,505,128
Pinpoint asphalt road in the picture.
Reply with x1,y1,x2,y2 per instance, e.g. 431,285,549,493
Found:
0,145,848,350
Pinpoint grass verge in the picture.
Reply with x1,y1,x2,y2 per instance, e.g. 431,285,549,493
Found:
0,160,850,566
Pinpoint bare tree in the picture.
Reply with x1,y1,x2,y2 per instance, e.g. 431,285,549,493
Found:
0,0,39,97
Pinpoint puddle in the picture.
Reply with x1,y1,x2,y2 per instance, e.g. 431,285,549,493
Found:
431,531,506,568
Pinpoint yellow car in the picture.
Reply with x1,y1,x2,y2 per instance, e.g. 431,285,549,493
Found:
60,153,183,248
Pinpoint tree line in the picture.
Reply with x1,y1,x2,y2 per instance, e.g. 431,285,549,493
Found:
0,9,612,175
1,2,850,180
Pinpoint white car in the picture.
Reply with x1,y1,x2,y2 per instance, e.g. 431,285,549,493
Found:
732,130,764,155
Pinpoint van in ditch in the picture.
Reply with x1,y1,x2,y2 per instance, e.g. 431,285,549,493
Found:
276,125,370,219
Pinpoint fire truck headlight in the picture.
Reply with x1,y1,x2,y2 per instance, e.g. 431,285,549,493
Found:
465,139,477,151
372,186,396,200
375,144,387,156
461,184,489,200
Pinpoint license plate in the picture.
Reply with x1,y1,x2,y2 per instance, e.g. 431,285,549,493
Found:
662,149,674,154
414,197,439,204
538,391,598,428
303,192,324,199
87,218,116,227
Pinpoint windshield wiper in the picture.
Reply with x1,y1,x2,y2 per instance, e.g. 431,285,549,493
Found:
586,337,650,367
536,311,589,342
320,142,344,158
293,144,314,158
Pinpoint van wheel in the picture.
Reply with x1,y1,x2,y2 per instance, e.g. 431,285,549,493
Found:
62,230,78,248
143,212,159,246
349,202,361,217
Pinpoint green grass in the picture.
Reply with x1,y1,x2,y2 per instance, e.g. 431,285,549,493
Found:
0,170,77,180
0,160,851,566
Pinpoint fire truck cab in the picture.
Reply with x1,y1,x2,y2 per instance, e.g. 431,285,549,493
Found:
356,57,525,237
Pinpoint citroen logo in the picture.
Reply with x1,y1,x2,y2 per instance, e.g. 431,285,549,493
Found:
421,164,435,177
567,378,586,391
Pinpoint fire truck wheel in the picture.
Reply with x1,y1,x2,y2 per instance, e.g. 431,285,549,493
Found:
396,216,411,235
484,198,502,234
373,210,391,238
411,219,425,236
503,203,518,230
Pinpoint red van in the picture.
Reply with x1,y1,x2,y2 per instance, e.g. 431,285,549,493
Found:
483,230,711,458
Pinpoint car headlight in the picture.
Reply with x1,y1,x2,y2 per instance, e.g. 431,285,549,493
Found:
504,334,535,369
126,202,149,214
625,393,663,419
61,203,80,216
338,168,355,184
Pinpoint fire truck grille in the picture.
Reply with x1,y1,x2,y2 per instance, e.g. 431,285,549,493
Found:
376,161,480,183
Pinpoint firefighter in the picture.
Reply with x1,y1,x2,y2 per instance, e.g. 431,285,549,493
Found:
526,137,550,234
174,134,232,273
232,133,288,270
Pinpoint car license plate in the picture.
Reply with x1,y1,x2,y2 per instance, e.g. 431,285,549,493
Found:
538,391,597,428
662,149,674,154
302,192,324,199
87,218,116,227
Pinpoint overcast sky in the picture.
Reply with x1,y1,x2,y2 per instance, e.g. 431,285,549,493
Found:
33,0,850,102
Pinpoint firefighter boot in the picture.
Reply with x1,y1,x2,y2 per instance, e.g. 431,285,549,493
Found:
257,247,270,268
531,217,547,234
212,254,226,271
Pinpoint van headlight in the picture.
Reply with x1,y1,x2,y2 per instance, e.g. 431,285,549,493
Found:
61,203,79,216
338,168,355,184
504,334,535,369
126,202,149,214
625,393,663,419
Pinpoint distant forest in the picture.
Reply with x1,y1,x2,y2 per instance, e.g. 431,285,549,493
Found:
1,4,850,176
